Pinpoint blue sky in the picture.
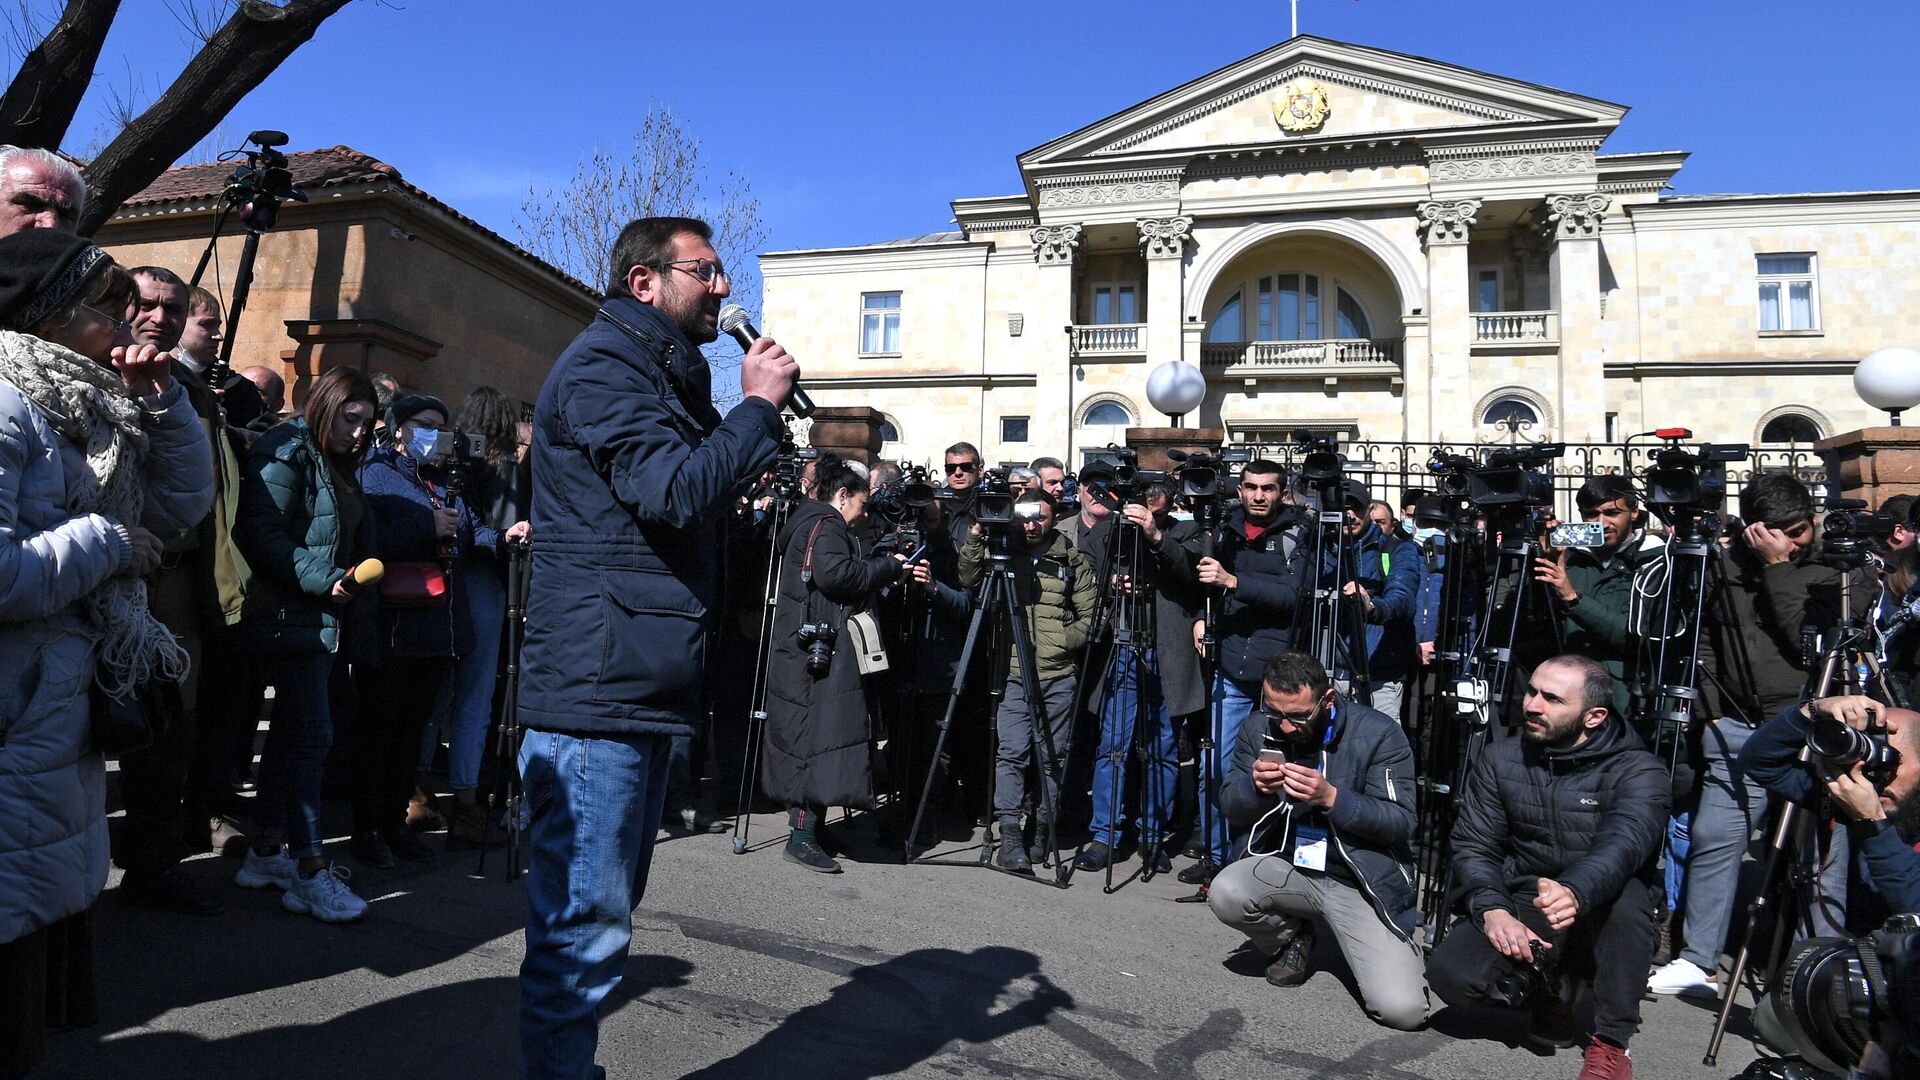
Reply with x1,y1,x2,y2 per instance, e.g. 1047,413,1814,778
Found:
56,0,1919,262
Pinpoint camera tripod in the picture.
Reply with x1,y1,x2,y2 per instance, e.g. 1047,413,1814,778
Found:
1705,558,1885,1066
1299,490,1371,706
729,477,803,855
1413,510,1487,941
1176,499,1232,905
478,538,532,880
903,525,1072,889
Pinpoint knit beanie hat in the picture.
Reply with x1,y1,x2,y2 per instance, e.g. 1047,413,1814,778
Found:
0,229,111,331
387,393,448,431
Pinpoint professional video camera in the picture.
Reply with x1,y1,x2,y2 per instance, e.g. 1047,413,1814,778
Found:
1165,447,1226,504
1078,446,1168,508
1742,914,1920,1080
769,441,819,502
970,466,1018,526
1292,429,1346,506
871,464,935,525
1466,443,1563,510
1640,428,1747,509
1821,497,1897,561
223,130,307,232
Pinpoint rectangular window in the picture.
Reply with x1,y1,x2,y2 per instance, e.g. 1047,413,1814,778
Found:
1756,254,1818,332
1473,268,1501,313
1092,283,1138,324
860,291,902,353
1001,416,1029,444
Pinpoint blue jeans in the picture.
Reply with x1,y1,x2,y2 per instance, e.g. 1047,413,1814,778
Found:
1090,647,1177,848
1200,673,1258,865
518,729,669,1080
255,652,342,860
420,565,507,789
1675,718,1766,969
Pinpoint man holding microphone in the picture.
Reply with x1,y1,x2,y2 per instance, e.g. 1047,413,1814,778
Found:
515,217,797,1080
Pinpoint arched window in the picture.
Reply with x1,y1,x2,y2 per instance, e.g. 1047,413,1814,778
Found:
1083,402,1132,427
1336,289,1372,338
1760,413,1823,444
1208,291,1243,343
1482,397,1540,428
877,419,900,443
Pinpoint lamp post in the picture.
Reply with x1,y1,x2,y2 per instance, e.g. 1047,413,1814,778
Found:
1853,346,1920,426
1145,359,1206,428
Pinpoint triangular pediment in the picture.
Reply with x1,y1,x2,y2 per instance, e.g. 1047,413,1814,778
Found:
1021,37,1626,167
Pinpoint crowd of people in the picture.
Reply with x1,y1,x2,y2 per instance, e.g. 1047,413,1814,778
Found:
3,153,1916,1080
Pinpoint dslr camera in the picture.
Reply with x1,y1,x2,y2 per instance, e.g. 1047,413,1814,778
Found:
797,621,837,677
1806,707,1903,788
1749,913,1920,1080
1486,944,1561,1009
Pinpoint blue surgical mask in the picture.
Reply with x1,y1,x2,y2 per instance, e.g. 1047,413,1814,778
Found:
405,426,440,460
1414,526,1442,543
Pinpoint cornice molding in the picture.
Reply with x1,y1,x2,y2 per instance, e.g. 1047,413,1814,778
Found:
1604,357,1858,378
1186,144,1422,179
1431,150,1595,184
808,372,1037,390
1625,194,1920,232
761,242,990,278
1032,166,1185,188
1038,181,1178,210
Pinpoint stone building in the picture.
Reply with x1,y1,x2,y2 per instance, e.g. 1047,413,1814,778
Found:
761,36,1920,468
96,145,598,410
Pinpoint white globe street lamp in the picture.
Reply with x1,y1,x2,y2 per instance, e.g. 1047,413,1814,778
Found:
1854,346,1920,426
1145,360,1206,428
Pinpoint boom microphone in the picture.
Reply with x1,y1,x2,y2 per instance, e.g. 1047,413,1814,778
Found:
717,304,814,419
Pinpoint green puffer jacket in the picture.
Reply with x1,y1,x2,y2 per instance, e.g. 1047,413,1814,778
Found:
234,419,375,657
959,527,1097,682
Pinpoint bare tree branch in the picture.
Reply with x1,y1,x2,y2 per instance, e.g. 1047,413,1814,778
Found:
0,0,122,150
165,0,238,43
76,0,353,234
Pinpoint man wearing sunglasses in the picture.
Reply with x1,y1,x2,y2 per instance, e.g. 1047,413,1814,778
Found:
1207,651,1428,1030
516,215,798,1080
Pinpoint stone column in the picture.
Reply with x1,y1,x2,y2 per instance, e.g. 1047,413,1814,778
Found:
1417,198,1478,443
1125,426,1228,472
1031,222,1081,461
804,406,886,463
1546,192,1611,443
1818,427,1920,504
1138,216,1191,383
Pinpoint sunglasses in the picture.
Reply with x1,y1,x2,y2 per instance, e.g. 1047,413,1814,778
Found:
1260,695,1328,728
945,461,980,474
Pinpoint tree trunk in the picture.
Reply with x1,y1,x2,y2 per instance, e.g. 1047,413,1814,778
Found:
76,0,352,236
0,0,123,151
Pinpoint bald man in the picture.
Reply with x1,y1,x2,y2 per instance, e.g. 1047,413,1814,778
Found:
240,365,286,415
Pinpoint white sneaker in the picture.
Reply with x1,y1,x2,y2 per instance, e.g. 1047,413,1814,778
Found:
282,864,368,923
1647,957,1717,997
234,847,298,891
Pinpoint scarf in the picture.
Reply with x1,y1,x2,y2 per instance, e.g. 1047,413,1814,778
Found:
0,330,187,697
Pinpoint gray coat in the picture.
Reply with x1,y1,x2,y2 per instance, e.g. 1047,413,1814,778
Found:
0,377,213,944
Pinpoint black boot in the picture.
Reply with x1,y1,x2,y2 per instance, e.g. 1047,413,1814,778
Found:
783,807,841,874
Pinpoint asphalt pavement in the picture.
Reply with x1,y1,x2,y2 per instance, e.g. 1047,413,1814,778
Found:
44,807,1770,1079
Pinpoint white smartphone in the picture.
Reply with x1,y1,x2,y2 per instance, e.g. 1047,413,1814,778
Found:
1258,747,1287,766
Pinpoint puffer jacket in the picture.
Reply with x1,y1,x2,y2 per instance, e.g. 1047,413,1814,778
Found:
0,374,214,945
1697,542,1877,724
760,500,900,808
359,444,499,660
959,527,1096,683
1220,695,1422,940
1449,716,1669,923
234,419,376,659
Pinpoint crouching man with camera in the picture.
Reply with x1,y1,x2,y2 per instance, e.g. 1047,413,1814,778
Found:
1428,654,1669,1080
1206,651,1430,1030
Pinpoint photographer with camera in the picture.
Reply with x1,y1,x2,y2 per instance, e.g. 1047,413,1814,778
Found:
1649,474,1877,996
761,455,909,873
941,442,984,546
1336,483,1422,722
1187,459,1310,884
1075,477,1204,873
1530,477,1662,713
1429,655,1669,1079
351,395,502,868
1206,652,1429,1030
959,488,1098,871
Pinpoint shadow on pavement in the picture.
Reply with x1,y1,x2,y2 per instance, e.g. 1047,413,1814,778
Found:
679,945,1071,1080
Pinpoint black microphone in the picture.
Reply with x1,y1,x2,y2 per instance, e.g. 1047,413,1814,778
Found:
717,304,814,418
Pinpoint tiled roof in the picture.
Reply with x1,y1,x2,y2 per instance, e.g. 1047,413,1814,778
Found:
113,145,598,298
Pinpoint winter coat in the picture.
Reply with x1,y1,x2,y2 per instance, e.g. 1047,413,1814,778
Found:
1079,513,1208,716
358,445,499,660
760,501,900,808
877,512,971,695
958,527,1097,683
1697,543,1875,724
518,297,784,738
1739,704,1920,914
234,419,377,659
1545,532,1664,681
1449,716,1669,923
1221,695,1422,940
1342,522,1422,682
0,378,213,945
169,359,251,627
1210,505,1312,685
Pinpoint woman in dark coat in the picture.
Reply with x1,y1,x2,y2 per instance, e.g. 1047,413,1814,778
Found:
762,456,904,872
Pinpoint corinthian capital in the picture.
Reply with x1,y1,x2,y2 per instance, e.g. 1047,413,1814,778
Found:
1137,216,1193,260
1545,192,1611,240
1030,223,1082,265
1416,198,1480,247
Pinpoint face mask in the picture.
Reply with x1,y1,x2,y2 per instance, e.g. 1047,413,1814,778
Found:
406,426,441,461
1414,526,1442,543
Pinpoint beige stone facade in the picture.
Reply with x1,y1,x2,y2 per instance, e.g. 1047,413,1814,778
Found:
762,37,1919,467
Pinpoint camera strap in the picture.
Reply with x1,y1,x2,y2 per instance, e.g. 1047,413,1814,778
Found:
799,519,827,586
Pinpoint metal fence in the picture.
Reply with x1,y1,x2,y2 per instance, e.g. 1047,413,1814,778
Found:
1223,437,1830,522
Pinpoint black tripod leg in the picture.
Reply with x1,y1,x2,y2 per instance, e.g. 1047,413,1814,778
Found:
904,594,995,863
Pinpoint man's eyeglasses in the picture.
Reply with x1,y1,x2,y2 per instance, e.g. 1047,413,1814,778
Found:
664,258,729,288
1261,699,1327,728
945,461,980,474
80,303,131,332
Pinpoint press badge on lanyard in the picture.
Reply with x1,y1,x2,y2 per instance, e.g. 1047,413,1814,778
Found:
1291,704,1336,872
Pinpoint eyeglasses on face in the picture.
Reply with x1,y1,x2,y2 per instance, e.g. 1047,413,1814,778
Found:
945,461,980,474
79,302,131,332
664,258,729,287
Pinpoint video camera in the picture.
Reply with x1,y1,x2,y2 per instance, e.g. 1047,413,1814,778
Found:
968,466,1018,526
1750,914,1920,1080
1465,443,1563,510
1165,447,1226,503
871,464,935,525
1640,428,1746,509
223,130,307,234
1821,496,1896,561
1078,446,1168,509
768,439,818,503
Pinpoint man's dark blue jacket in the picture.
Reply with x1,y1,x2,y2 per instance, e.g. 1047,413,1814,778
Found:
1341,521,1421,683
1211,504,1311,686
518,297,784,737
